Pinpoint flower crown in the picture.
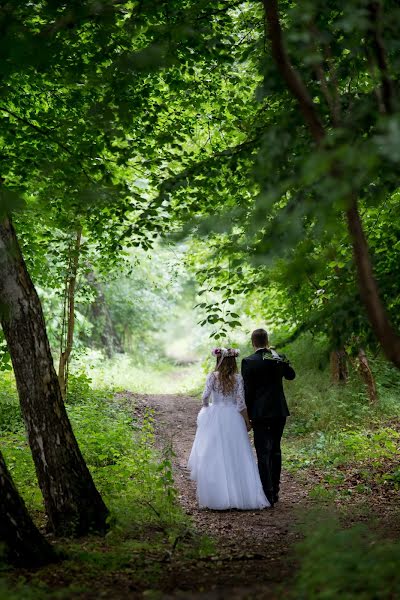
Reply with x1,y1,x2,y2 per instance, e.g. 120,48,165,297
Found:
211,347,240,358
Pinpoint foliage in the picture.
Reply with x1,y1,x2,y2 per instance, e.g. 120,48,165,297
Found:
281,335,400,497
291,514,400,599
2,0,400,363
65,371,98,406
0,375,189,531
94,246,189,355
0,374,22,434
0,332,12,373
142,0,400,358
0,371,213,597
87,352,205,395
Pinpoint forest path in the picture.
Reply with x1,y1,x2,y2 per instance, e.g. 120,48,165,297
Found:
132,391,313,599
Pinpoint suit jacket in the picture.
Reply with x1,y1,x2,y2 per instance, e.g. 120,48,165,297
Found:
241,348,295,420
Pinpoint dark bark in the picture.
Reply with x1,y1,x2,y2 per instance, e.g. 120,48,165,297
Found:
357,347,378,404
0,216,109,536
330,349,348,383
0,450,57,568
263,1,400,370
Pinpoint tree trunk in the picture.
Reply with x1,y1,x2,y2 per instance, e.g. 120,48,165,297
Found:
58,228,82,399
330,349,348,383
85,270,123,357
263,0,400,369
0,449,57,568
0,216,109,536
357,347,378,404
346,201,400,369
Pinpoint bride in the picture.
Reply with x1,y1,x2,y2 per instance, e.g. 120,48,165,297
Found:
188,347,269,510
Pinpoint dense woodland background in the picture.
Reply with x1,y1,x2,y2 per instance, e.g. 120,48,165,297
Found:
0,1,399,598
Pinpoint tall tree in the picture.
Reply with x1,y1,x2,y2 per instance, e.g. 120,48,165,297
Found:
148,0,400,369
261,0,400,367
58,227,82,399
0,0,177,534
0,215,108,536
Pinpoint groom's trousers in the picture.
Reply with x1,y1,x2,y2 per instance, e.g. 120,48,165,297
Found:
252,417,287,502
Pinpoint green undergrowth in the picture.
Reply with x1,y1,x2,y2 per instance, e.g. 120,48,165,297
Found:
282,335,400,498
0,372,213,598
289,512,400,599
78,350,205,395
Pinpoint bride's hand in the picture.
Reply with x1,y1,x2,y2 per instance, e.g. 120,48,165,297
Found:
246,420,252,432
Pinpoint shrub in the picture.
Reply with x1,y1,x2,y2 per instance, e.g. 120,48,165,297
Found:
0,376,23,434
291,514,400,599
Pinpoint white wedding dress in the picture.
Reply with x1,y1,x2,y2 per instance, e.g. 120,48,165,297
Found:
188,372,269,510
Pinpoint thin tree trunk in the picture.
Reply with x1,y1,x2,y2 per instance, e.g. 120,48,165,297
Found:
85,270,123,357
0,449,57,567
357,347,378,404
330,349,348,383
262,0,400,369
58,228,82,399
0,216,108,536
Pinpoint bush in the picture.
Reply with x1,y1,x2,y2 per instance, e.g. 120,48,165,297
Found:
66,371,98,405
291,514,400,599
0,376,23,434
282,334,400,437
0,375,187,534
0,400,23,434
67,397,183,532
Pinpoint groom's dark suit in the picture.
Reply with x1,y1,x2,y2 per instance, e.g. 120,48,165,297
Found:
241,348,295,505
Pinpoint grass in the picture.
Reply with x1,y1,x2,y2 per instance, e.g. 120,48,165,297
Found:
289,511,400,599
75,349,205,395
1,339,399,598
280,334,400,499
0,370,213,598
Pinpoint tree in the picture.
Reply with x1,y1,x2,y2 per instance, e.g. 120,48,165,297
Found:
261,0,400,367
137,1,400,372
0,449,57,568
58,227,82,399
0,0,183,533
0,215,109,536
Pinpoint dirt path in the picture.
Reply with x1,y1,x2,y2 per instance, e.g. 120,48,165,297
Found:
134,392,313,599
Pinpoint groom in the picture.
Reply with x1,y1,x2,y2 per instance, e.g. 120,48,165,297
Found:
241,329,295,507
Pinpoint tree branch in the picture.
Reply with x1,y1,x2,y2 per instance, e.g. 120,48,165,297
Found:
0,106,95,183
309,22,341,127
346,199,400,368
262,0,325,144
262,0,400,368
158,135,260,197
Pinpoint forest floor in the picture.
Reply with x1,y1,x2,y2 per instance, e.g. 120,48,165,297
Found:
127,391,313,599
8,389,399,600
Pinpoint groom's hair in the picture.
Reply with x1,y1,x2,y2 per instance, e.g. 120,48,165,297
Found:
251,328,268,348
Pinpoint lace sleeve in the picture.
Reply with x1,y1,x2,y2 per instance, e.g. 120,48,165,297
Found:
236,375,246,412
201,372,215,407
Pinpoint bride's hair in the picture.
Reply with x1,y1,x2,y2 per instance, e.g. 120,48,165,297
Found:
216,355,238,395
